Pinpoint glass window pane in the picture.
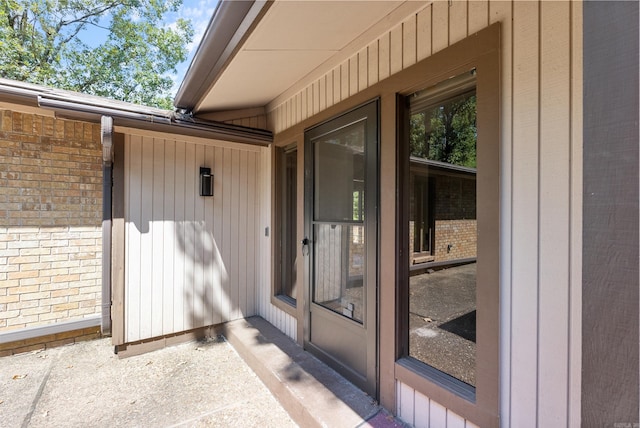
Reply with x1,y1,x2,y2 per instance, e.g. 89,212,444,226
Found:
276,147,297,303
313,224,364,323
314,121,365,222
408,88,477,387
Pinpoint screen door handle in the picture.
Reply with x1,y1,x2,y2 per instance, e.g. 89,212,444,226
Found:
301,237,310,256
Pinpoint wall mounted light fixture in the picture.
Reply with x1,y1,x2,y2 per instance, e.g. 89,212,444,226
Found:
200,167,213,196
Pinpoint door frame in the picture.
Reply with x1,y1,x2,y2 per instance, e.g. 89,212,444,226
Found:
302,99,380,398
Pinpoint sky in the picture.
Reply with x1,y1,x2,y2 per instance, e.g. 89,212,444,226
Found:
165,0,221,94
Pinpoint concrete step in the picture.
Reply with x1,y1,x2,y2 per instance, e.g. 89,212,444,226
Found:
223,316,407,428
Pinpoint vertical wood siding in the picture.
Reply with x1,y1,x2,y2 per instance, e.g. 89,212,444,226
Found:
266,1,582,426
124,134,261,343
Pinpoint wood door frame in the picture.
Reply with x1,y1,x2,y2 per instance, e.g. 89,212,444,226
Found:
302,99,380,398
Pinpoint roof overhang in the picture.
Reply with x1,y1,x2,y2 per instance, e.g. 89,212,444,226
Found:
176,0,429,116
0,78,272,146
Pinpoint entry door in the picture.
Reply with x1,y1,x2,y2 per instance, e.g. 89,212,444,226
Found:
303,101,378,396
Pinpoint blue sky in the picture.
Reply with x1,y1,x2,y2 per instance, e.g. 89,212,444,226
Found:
165,0,220,93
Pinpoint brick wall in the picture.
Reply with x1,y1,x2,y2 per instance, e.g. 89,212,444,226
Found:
0,110,103,332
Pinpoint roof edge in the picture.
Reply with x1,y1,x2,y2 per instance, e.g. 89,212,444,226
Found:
173,0,271,112
0,78,272,146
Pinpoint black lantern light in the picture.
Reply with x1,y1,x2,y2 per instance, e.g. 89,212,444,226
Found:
200,167,213,196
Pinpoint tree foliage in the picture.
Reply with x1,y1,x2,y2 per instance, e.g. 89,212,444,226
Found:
0,0,193,109
410,94,477,168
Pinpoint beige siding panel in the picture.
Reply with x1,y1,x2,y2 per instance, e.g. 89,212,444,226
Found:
399,381,415,425
289,98,295,129
538,2,571,426
301,88,308,122
341,63,350,102
416,5,432,61
151,138,165,338
390,24,403,75
246,151,257,315
173,137,186,334
222,148,233,321
414,390,430,428
358,48,368,92
447,411,466,428
379,32,391,80
429,400,447,426
162,139,175,335
403,15,417,69
311,81,319,116
449,0,468,44
139,136,154,338
368,40,379,86
326,72,335,109
510,2,540,426
348,54,358,96
349,56,358,97
238,151,249,317
293,93,300,126
319,76,327,113
123,136,262,343
431,0,449,53
307,86,314,119
282,100,289,131
230,150,241,320
332,66,341,106
469,1,489,34
183,141,197,330
126,135,141,342
212,146,225,326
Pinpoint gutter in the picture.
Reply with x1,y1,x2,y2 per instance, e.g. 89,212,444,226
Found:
173,0,271,112
101,116,114,336
0,78,272,145
38,96,272,146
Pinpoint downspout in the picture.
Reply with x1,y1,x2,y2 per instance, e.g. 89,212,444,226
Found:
100,116,113,336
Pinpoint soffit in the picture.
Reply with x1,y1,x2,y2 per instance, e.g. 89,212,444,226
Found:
194,0,414,113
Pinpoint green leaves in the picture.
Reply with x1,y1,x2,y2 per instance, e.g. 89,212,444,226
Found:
409,94,477,168
0,0,193,109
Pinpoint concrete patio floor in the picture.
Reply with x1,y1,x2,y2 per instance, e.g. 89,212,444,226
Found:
0,317,407,428
0,336,296,427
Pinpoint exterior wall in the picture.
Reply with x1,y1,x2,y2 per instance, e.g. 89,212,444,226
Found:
0,109,103,333
266,1,582,426
226,115,268,129
256,146,297,341
122,131,262,343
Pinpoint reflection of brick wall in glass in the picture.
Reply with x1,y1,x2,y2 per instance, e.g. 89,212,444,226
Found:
409,166,477,265
433,174,476,261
